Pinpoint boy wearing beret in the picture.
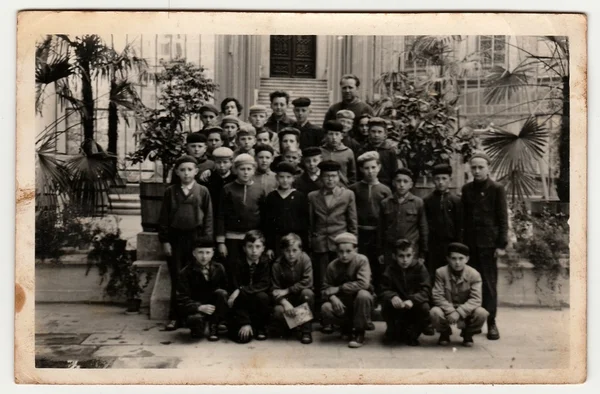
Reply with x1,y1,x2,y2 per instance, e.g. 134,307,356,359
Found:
430,242,489,347
271,233,315,344
461,153,508,340
177,239,229,341
321,120,357,185
308,160,358,315
216,154,268,283
200,104,220,130
424,163,463,278
378,168,428,265
358,117,399,187
227,230,272,343
379,239,431,346
350,151,392,293
294,147,324,197
291,97,325,149
249,105,280,153
321,232,373,348
253,144,277,195
202,147,236,222
158,155,214,331
266,91,295,133
170,133,214,185
263,162,309,256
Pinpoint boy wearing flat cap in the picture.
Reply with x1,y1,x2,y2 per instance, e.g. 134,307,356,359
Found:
200,104,220,130
461,152,508,341
336,110,361,157
424,163,463,278
379,239,431,346
263,162,309,256
158,155,214,331
293,147,324,198
291,97,324,149
321,232,373,348
202,147,236,224
249,105,280,154
177,238,229,341
430,242,489,347
216,154,268,284
358,117,399,187
308,160,358,314
378,168,428,266
320,120,357,186
350,151,392,293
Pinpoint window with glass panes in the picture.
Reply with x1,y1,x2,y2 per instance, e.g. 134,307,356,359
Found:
478,35,507,69
404,35,428,70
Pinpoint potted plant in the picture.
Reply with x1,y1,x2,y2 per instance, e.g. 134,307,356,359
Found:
127,59,218,232
86,217,152,313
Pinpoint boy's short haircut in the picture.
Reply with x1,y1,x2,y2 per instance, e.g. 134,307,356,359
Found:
186,132,207,144
207,129,229,144
359,113,372,121
357,151,381,166
174,155,198,169
269,90,290,104
280,233,303,251
212,147,234,160
278,127,301,141
394,167,414,180
244,229,266,245
340,74,360,87
394,238,414,253
194,238,215,249
447,242,470,257
302,147,323,159
256,130,273,141
254,143,275,156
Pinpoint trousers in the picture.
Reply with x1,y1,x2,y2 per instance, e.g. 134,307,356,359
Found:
183,289,229,333
382,301,431,338
228,291,271,332
429,306,489,334
312,251,337,303
166,229,196,322
273,289,315,333
358,229,381,293
321,290,373,332
468,246,498,323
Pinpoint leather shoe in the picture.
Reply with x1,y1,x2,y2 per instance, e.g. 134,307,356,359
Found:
487,323,500,340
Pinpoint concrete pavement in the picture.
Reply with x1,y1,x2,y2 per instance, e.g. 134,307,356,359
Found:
35,303,570,370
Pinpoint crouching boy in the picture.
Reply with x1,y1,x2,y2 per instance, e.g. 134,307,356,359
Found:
177,239,228,341
227,230,272,343
321,233,373,349
271,234,315,344
430,242,489,347
379,239,431,346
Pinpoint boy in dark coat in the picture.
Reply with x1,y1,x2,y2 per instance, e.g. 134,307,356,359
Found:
253,144,277,195
424,163,463,278
293,147,323,196
357,117,399,187
263,162,309,256
170,133,214,185
201,147,236,225
227,230,272,343
321,232,373,348
266,91,295,133
271,233,315,344
379,239,431,346
177,239,228,341
461,152,508,340
291,97,324,149
249,105,280,153
430,242,489,347
158,155,214,331
320,120,356,186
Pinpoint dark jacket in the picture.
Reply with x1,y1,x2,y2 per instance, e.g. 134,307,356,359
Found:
432,265,483,318
349,181,392,228
293,121,325,149
424,190,463,242
378,192,428,255
461,178,508,249
169,156,214,186
202,170,237,224
265,113,295,133
323,99,375,135
176,261,228,316
263,189,309,251
379,261,431,305
322,253,372,297
320,144,356,185
357,140,399,186
271,252,313,302
158,183,214,243
293,171,323,197
216,180,266,241
231,255,272,295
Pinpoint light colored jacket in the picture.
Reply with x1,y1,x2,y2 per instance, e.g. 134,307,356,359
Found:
308,187,358,253
432,265,483,318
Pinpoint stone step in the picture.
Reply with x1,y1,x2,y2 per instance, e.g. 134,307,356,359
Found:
108,193,140,202
109,209,142,216
109,183,140,194
110,201,141,210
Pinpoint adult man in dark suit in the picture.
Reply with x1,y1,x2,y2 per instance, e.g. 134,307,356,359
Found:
461,152,508,341
323,74,374,136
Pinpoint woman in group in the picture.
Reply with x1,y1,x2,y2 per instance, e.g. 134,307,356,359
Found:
220,97,251,129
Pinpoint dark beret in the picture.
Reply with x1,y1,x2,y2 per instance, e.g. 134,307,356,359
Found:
318,160,341,172
194,238,215,249
278,127,301,139
394,238,414,250
204,126,224,136
368,116,388,128
394,167,414,179
274,162,298,175
292,97,311,107
324,120,344,132
302,147,323,158
186,132,207,144
174,155,198,168
447,242,470,257
199,103,220,116
470,152,491,164
254,143,275,156
432,163,452,176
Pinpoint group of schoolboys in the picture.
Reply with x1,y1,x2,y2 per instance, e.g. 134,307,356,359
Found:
158,89,508,350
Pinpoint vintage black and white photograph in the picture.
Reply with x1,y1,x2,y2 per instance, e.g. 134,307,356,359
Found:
16,11,586,385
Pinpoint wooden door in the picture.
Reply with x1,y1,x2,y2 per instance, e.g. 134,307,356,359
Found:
270,35,317,78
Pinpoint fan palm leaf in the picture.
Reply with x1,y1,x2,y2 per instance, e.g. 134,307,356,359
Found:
36,140,72,210
483,64,531,105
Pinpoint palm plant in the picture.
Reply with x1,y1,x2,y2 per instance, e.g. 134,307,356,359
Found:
481,117,549,203
483,36,569,201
